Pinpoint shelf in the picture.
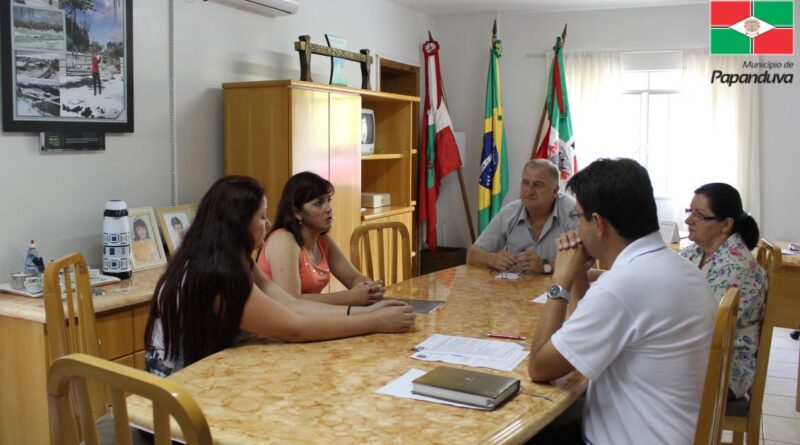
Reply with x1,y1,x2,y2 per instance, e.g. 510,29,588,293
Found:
362,153,404,161
361,205,415,221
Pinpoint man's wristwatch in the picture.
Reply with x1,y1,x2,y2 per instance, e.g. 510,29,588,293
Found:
547,284,571,303
542,259,553,274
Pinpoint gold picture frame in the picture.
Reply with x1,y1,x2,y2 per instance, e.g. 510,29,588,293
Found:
156,204,194,256
128,207,167,271
185,203,199,221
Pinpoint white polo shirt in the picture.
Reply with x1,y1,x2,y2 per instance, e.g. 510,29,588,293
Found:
551,231,717,445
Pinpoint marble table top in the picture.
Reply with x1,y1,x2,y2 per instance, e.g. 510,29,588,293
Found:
127,265,587,444
0,267,163,323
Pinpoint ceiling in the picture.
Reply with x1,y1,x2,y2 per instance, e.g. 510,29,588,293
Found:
386,0,706,16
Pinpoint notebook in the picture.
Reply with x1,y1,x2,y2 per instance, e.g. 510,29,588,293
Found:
411,366,520,410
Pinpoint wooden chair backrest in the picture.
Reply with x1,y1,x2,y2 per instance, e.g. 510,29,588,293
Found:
48,353,212,445
349,221,411,286
722,239,781,444
44,252,99,363
43,252,108,424
694,288,740,445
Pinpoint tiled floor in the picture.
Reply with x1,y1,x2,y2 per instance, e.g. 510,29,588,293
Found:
723,327,800,444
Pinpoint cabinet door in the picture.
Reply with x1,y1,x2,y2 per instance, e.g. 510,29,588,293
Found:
328,92,361,275
291,88,329,176
96,310,133,360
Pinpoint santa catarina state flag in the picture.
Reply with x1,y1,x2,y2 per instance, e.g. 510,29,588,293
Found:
419,37,462,251
710,1,794,54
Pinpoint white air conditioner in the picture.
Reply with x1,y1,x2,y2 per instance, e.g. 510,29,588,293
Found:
211,0,300,16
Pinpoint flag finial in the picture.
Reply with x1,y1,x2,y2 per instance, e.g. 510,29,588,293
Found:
492,19,497,43
428,30,433,41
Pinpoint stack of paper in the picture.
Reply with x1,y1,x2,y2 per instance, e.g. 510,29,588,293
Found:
410,334,527,372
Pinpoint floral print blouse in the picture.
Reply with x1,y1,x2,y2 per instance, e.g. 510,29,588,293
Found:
681,233,767,398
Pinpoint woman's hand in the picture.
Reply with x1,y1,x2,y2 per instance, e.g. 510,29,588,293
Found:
366,280,385,303
349,280,385,305
358,298,404,313
372,303,415,333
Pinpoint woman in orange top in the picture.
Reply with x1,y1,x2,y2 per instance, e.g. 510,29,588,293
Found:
258,172,384,306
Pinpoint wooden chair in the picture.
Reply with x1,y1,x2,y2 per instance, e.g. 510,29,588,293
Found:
48,353,212,445
694,288,740,445
44,252,99,362
43,253,108,420
721,239,780,445
349,221,411,286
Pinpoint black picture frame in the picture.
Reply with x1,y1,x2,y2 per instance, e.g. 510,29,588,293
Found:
1,0,134,133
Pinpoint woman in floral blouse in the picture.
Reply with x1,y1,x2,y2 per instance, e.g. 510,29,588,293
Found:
680,182,766,400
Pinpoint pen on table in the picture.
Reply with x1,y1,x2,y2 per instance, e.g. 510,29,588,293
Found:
486,333,526,340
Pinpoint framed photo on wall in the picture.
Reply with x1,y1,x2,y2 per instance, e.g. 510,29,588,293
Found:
128,207,167,271
0,0,134,133
156,205,193,256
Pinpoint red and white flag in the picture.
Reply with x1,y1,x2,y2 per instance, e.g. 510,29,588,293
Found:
419,37,462,250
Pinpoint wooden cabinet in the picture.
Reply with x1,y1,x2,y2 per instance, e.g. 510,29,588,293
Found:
377,58,421,275
223,80,418,285
0,302,150,444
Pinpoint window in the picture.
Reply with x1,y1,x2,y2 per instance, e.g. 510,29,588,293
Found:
619,70,682,197
566,50,758,227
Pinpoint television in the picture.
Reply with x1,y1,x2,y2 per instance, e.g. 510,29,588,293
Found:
361,109,375,155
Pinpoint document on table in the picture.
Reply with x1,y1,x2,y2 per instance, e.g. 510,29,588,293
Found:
375,368,482,409
531,292,548,304
410,334,527,372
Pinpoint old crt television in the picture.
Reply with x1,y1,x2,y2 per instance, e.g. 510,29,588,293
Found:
361,109,375,155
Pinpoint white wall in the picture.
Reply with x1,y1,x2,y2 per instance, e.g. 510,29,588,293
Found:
433,4,799,248
0,0,432,279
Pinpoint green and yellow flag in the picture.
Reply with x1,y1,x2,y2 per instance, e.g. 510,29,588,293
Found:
478,38,509,234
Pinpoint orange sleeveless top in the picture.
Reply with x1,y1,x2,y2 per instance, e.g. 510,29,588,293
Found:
258,229,330,294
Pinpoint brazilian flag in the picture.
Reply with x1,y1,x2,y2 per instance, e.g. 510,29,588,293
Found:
478,39,509,234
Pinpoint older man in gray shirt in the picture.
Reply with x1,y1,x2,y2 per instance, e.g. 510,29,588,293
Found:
467,159,576,274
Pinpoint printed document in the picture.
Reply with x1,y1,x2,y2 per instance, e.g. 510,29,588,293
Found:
411,334,527,372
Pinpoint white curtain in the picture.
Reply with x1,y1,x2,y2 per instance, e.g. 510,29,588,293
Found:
563,49,761,226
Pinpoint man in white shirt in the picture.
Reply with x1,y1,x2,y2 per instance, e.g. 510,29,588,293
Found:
527,158,717,445
467,159,576,274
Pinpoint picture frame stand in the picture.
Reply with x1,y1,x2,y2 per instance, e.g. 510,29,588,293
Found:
294,35,372,90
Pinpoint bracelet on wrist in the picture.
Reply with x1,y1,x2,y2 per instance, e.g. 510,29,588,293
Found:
346,305,352,316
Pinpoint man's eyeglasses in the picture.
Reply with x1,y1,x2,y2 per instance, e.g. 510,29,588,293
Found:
684,209,724,222
568,210,586,220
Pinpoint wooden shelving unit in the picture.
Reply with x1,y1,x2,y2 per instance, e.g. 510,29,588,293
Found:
378,57,421,276
222,79,419,283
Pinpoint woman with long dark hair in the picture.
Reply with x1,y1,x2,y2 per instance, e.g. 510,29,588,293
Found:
144,175,414,376
258,171,384,306
680,182,766,401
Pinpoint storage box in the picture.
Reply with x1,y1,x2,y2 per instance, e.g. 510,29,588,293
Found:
361,192,391,208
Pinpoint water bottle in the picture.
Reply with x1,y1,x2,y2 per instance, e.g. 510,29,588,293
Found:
102,200,132,279
24,240,40,275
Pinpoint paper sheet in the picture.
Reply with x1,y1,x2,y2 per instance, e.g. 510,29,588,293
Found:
375,368,484,409
410,334,527,372
531,292,548,304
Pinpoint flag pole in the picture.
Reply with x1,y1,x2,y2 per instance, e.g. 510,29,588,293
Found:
427,29,476,243
530,24,567,159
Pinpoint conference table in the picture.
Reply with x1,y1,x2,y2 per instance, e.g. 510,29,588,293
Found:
127,265,587,444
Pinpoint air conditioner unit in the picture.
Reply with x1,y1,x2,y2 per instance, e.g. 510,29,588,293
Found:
211,0,300,16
